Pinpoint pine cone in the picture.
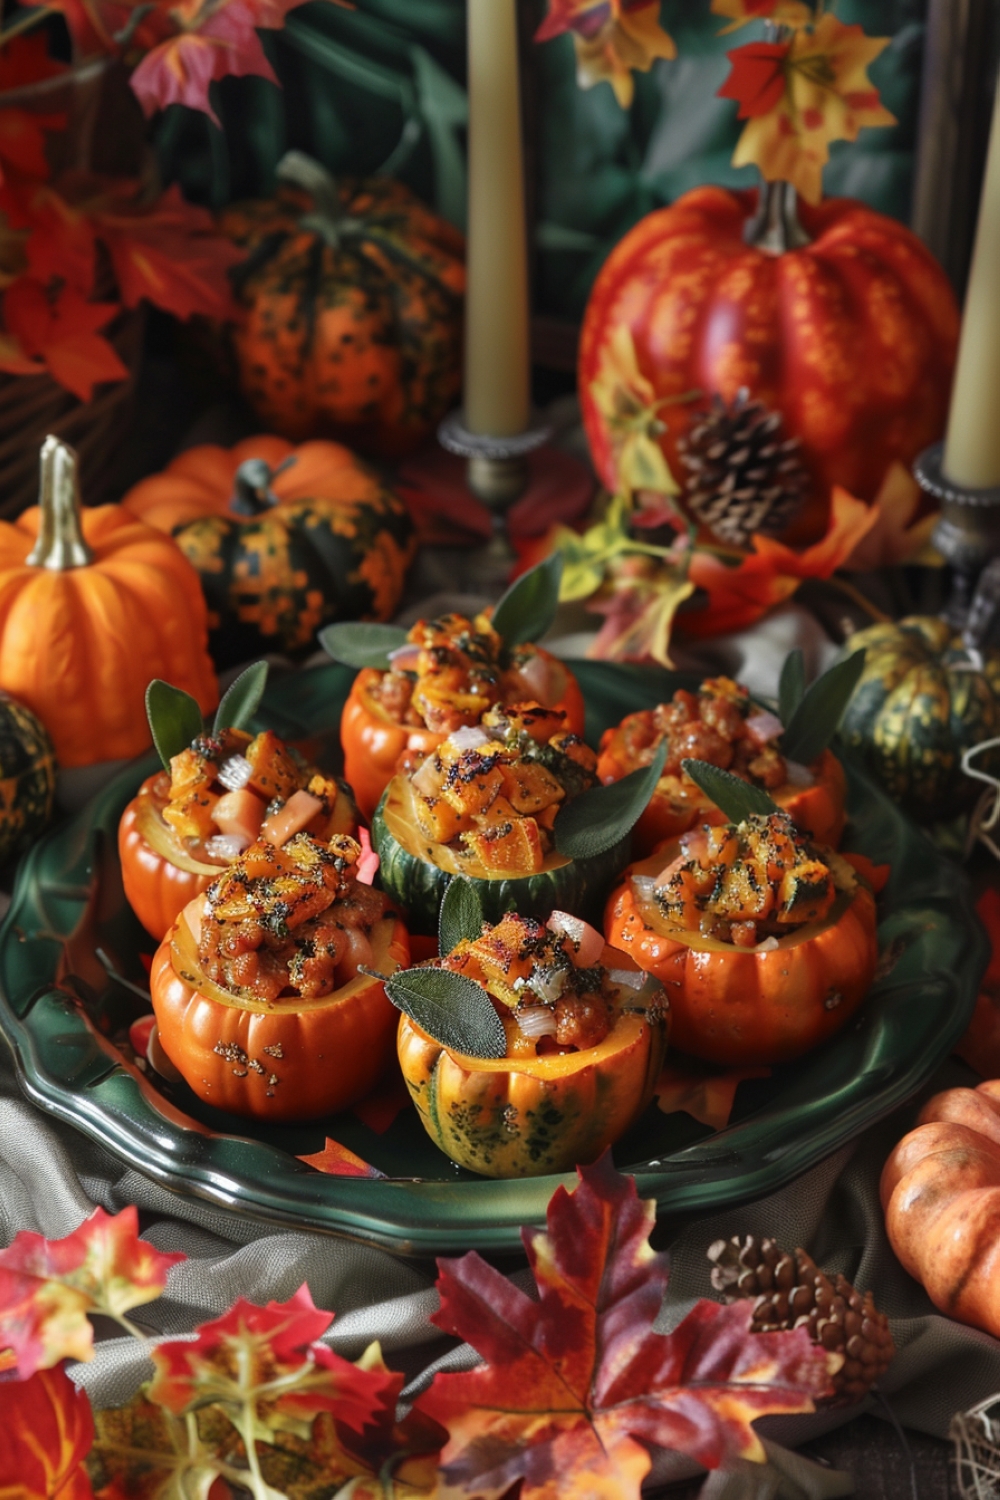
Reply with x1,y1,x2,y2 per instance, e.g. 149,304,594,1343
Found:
678,389,807,547
707,1235,895,1405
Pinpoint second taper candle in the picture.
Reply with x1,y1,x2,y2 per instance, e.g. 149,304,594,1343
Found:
464,0,531,438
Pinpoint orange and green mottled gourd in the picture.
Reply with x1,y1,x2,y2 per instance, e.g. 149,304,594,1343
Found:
0,690,56,863
121,434,415,665
580,185,959,541
0,438,217,769
220,152,466,457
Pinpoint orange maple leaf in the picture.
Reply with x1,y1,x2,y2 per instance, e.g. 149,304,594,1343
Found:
95,183,243,319
655,1063,771,1130
536,0,676,108
711,0,812,34
3,279,128,400
840,463,939,571
0,1365,94,1499
724,14,896,204
297,1137,386,1178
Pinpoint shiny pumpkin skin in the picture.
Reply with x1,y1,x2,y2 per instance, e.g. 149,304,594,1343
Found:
397,947,668,1177
150,903,410,1121
372,774,631,935
0,690,55,864
604,849,878,1066
221,178,466,457
580,188,959,539
597,724,846,855
839,616,1000,821
343,654,587,821
881,1080,1000,1337
0,506,217,769
121,435,415,665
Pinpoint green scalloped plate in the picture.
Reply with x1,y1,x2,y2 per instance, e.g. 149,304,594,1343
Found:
0,660,987,1254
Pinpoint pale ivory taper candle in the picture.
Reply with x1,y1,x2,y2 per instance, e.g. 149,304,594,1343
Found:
464,0,531,438
943,74,1000,489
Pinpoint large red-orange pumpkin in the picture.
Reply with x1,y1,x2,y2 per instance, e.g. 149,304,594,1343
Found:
579,187,959,538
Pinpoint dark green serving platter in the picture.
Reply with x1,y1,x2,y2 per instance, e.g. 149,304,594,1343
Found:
0,659,987,1255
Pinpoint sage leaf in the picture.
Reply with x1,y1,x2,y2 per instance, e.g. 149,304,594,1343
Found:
439,877,484,956
778,649,806,729
492,554,563,649
381,967,506,1060
319,621,409,669
781,650,867,765
146,680,204,770
555,740,667,860
681,759,778,823
214,661,268,735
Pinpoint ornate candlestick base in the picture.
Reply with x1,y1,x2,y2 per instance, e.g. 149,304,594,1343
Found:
915,441,1000,631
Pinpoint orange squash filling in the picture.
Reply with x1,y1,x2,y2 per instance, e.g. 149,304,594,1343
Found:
654,813,837,948
400,705,597,877
196,832,390,1003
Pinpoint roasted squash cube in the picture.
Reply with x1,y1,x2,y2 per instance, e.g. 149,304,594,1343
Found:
439,755,506,816
413,793,468,844
462,809,544,875
776,861,835,925
168,747,213,800
245,730,301,803
162,789,220,842
716,856,774,923
499,759,564,816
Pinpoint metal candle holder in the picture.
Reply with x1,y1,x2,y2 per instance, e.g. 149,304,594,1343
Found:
914,441,1000,632
438,412,553,579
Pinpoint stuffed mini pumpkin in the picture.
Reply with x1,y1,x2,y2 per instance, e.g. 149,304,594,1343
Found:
121,434,416,665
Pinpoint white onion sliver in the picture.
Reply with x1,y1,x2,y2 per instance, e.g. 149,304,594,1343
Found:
447,724,493,752
756,936,780,952
205,833,251,860
217,754,253,792
516,1005,558,1038
784,760,815,788
411,755,441,798
513,651,553,703
387,643,422,669
547,910,584,944
526,966,567,1004
608,967,645,990
746,710,784,745
631,874,658,901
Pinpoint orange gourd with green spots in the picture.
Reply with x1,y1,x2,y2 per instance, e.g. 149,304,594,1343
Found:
219,155,466,457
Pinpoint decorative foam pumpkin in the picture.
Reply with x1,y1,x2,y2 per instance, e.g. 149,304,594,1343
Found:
881,1080,1000,1337
838,616,1000,821
0,438,217,769
121,435,416,665
580,186,959,540
219,153,466,456
0,689,56,863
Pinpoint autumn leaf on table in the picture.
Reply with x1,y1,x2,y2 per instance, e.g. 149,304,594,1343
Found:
0,1205,183,1378
0,1365,94,1498
536,0,675,108
711,0,812,34
587,552,695,668
416,1152,834,1500
0,109,65,183
1,179,98,293
89,1390,224,1500
1,279,127,400
840,464,940,572
95,183,243,320
655,1063,771,1131
297,1137,386,1178
722,15,896,204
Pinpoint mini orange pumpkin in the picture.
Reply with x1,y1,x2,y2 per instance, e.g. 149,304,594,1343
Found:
0,438,217,769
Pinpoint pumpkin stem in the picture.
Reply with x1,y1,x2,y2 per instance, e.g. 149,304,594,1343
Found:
277,151,346,248
743,178,812,256
230,455,297,516
26,436,94,571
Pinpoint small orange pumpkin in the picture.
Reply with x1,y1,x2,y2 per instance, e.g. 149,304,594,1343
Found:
881,1081,1000,1337
0,438,216,769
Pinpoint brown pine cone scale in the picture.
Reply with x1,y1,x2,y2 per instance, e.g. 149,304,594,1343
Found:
679,389,808,547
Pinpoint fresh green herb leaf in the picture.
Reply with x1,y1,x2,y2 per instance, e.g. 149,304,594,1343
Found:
439,877,484,956
681,759,778,823
213,661,268,735
378,966,506,1060
555,740,667,860
319,622,410,669
781,650,867,765
778,649,806,729
146,680,205,770
492,554,563,649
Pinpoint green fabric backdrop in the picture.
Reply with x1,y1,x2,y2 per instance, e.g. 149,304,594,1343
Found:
154,0,928,322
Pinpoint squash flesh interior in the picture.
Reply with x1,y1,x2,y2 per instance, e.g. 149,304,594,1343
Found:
382,774,571,881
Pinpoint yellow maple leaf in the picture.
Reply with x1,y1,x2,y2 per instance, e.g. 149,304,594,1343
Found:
711,0,812,36
573,2,677,107
841,463,941,571
730,14,896,204
587,552,695,667
589,325,680,496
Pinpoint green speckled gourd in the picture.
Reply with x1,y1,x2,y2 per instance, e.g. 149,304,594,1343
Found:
0,691,56,862
839,616,1000,821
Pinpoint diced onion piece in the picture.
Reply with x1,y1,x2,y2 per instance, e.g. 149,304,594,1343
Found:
746,710,784,747
387,643,422,670
217,754,253,792
261,789,324,847
512,650,555,706
546,910,604,967
756,936,780,952
516,1005,558,1038
447,724,493,752
183,894,208,945
526,965,567,1004
654,854,686,888
631,874,658,902
784,760,815,788
204,833,251,861
411,754,441,798
357,827,380,886
213,787,266,843
608,967,646,990
128,1014,155,1058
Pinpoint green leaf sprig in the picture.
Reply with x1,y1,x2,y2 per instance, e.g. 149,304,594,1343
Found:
681,759,778,824
778,648,806,729
374,964,507,1060
146,661,269,771
780,650,866,765
439,876,485,956
318,621,408,670
554,740,667,860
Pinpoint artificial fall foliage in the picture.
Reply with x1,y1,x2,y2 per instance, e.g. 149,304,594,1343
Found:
535,0,676,108
0,1157,838,1498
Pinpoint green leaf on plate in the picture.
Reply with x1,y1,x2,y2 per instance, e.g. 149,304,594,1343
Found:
146,680,205,770
781,650,867,765
319,622,410,669
778,649,806,729
492,554,563,650
214,661,268,735
381,966,506,1060
555,740,667,860
681,759,778,823
439,877,484,956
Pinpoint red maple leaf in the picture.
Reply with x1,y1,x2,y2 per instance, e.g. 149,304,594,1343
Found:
94,182,242,318
0,1365,94,1497
129,0,282,122
1,178,97,292
0,1204,183,1377
718,41,790,118
416,1153,834,1498
297,1137,386,1178
0,33,69,88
